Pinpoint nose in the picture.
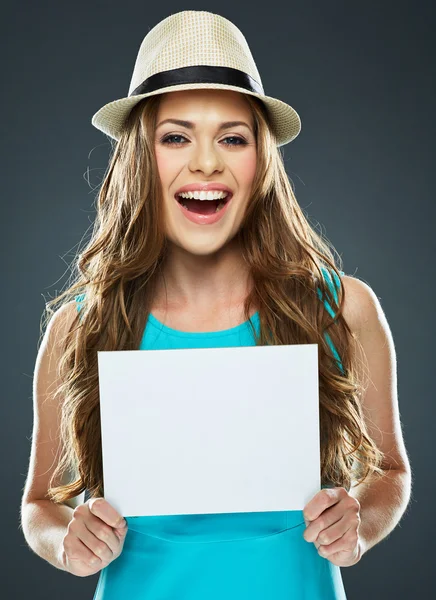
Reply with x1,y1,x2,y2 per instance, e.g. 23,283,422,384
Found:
188,140,224,176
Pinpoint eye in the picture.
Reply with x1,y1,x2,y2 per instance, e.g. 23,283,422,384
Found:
221,136,247,146
161,134,188,145
160,135,248,147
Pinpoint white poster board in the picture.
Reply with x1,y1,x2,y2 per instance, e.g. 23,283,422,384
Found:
97,344,320,517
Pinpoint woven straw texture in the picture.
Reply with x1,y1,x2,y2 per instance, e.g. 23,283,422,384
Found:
91,11,301,147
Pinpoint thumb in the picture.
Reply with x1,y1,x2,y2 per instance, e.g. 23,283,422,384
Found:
114,518,128,536
114,528,128,544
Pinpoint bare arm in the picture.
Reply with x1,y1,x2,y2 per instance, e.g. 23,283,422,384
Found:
342,275,412,555
20,301,85,571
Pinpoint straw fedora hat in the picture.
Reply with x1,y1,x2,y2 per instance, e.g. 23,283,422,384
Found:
91,10,301,147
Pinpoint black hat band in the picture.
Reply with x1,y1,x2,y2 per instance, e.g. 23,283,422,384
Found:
129,65,263,97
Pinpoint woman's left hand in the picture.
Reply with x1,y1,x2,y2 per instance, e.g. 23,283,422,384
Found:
302,487,363,567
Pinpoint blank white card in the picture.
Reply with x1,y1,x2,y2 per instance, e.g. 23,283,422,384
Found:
97,344,320,517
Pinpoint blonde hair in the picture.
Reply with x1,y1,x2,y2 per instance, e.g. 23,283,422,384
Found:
42,92,385,503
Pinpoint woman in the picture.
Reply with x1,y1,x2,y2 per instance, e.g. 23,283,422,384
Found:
21,10,411,600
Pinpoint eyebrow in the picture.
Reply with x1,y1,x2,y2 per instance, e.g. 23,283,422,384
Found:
156,118,253,133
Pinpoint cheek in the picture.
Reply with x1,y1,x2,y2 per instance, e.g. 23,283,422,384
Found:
235,152,257,188
155,147,183,181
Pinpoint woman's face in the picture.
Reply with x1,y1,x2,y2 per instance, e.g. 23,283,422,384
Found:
154,89,257,257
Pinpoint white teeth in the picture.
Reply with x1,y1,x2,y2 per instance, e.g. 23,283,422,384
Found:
215,201,226,212
177,190,229,200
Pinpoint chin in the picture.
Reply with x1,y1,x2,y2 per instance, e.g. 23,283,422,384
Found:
169,237,230,257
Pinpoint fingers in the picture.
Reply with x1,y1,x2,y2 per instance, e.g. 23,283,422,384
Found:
84,512,122,556
63,526,103,568
62,498,129,577
303,503,345,544
69,499,127,564
88,497,126,529
79,519,115,563
69,514,114,563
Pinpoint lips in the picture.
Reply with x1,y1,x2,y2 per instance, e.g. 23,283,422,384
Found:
175,191,233,225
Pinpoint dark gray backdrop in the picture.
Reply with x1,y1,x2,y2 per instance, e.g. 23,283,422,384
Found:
3,1,434,598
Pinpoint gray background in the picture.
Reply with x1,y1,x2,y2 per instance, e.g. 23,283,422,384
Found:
3,0,434,598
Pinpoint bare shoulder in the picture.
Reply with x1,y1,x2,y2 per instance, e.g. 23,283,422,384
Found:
339,274,384,336
44,300,79,349
33,301,79,373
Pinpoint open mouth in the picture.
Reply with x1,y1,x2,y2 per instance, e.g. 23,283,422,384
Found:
174,193,233,215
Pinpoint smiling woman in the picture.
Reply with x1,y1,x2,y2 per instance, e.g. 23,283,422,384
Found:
21,8,410,600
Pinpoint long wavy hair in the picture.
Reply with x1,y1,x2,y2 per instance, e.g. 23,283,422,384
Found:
42,91,386,504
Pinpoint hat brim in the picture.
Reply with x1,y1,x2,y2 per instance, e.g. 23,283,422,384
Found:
91,83,301,147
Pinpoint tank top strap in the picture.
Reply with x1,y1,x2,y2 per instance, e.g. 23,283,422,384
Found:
317,266,345,375
318,266,344,318
74,292,86,321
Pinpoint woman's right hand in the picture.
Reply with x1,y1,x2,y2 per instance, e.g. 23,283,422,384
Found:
60,497,129,577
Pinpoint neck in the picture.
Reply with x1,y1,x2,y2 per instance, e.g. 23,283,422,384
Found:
153,241,253,312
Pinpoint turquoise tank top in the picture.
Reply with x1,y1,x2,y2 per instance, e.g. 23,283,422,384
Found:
76,267,347,599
